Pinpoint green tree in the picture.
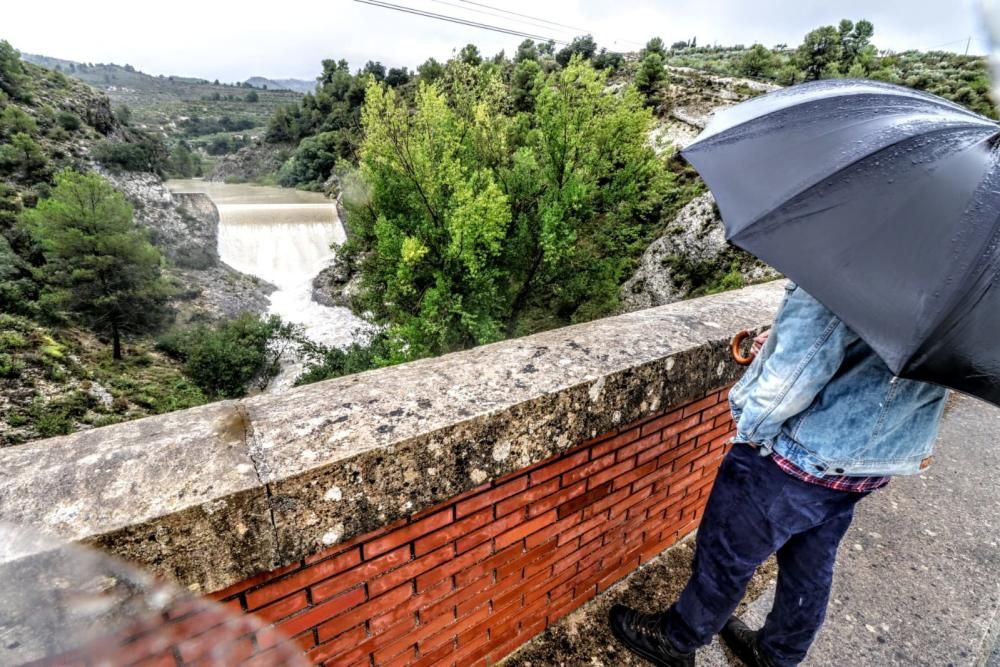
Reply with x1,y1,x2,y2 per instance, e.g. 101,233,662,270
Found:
635,39,668,106
417,58,445,83
644,37,667,59
796,25,843,80
514,39,539,63
838,19,874,73
352,76,511,357
0,40,28,101
520,58,667,324
556,35,598,66
21,170,171,359
511,58,542,112
245,90,259,103
0,133,49,182
458,44,483,66
385,67,411,87
347,57,668,360
737,44,776,78
277,130,353,187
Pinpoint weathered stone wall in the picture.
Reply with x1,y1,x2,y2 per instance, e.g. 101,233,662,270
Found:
208,386,735,666
0,281,786,664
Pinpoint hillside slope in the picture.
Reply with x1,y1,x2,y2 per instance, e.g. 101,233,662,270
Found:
1,43,270,445
22,53,302,157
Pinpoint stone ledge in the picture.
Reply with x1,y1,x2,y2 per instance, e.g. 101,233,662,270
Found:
0,281,786,593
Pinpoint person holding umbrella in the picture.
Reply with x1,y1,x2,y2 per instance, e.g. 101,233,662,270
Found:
609,79,1000,666
610,282,947,667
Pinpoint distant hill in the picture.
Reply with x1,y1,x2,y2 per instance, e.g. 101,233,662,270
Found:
21,53,302,158
245,76,315,94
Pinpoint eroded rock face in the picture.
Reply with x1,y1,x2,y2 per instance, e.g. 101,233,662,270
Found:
208,142,292,183
628,68,781,312
99,170,218,270
311,256,361,309
96,169,274,323
621,193,778,312
170,265,274,326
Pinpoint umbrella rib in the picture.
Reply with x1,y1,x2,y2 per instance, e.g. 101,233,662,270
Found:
904,226,1000,372
695,80,996,144
729,124,992,244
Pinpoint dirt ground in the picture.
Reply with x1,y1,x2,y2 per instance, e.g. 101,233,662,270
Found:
501,536,778,666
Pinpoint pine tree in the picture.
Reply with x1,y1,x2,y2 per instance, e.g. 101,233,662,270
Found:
21,170,171,359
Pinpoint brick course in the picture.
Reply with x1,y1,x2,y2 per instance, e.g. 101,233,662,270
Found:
202,385,735,667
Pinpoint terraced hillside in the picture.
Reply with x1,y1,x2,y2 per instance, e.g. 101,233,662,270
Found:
22,53,304,156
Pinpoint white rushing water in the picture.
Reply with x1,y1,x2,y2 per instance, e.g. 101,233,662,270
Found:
166,180,370,390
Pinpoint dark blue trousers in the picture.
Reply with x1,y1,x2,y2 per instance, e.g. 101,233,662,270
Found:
662,442,869,666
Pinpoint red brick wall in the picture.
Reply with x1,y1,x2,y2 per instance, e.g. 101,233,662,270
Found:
209,385,736,667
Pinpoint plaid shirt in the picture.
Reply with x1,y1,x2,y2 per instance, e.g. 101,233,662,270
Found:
770,451,890,493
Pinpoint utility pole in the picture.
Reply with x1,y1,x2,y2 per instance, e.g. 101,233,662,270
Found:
966,36,971,55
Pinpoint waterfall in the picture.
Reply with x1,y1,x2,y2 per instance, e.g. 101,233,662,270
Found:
167,180,370,391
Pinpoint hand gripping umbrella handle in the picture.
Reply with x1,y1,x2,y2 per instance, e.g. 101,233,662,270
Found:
730,330,755,366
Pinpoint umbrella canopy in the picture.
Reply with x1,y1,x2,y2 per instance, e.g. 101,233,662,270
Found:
681,79,1000,406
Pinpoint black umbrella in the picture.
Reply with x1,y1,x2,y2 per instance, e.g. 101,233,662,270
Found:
681,79,1000,406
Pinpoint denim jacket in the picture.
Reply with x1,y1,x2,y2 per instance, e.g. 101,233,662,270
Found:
730,282,949,477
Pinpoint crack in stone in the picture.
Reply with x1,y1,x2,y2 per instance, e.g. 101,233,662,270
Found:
236,402,281,567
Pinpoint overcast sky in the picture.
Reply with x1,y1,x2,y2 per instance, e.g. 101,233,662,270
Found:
2,0,991,82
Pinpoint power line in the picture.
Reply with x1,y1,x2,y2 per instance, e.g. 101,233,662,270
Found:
457,0,591,34
352,0,569,45
457,0,644,48
925,36,976,52
429,0,577,39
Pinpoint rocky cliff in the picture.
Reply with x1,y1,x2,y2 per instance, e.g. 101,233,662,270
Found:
311,255,361,310
620,193,778,312
622,68,782,311
99,170,218,269
96,169,273,323
208,142,292,183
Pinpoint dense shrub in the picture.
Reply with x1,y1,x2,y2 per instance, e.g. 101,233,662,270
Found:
29,391,96,437
92,135,169,174
0,40,29,101
296,332,390,385
56,110,81,131
158,314,300,399
0,133,49,181
276,130,353,188
0,105,37,139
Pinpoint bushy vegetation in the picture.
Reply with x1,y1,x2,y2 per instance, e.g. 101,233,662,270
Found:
0,40,30,101
158,314,300,399
335,55,672,363
168,141,203,177
0,313,208,445
92,135,170,175
0,42,291,445
668,19,996,118
295,332,391,385
265,37,632,191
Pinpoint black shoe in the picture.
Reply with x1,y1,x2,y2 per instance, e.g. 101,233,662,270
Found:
608,604,696,667
720,617,777,667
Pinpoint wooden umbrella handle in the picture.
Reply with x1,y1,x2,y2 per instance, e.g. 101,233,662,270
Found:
730,330,755,366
